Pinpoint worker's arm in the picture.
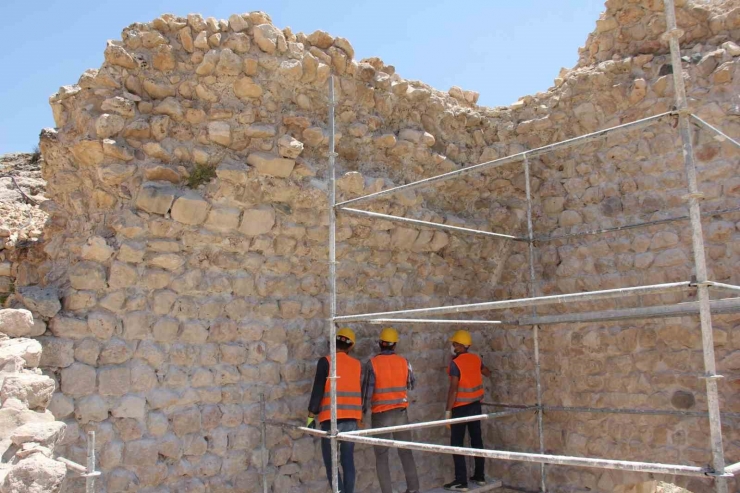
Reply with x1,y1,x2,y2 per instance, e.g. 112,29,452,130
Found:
361,361,375,416
481,364,492,378
307,357,329,416
446,375,460,412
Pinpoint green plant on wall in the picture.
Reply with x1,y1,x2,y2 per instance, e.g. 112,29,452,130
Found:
187,164,216,189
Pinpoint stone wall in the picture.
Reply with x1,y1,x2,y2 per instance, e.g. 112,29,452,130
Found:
18,1,740,492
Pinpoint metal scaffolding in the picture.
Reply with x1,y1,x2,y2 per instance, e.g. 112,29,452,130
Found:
307,0,740,491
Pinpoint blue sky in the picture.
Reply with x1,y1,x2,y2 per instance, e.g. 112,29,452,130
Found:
0,0,604,154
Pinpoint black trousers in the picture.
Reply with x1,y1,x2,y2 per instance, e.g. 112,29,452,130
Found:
450,400,484,482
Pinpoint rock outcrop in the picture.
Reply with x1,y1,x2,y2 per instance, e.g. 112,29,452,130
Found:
0,309,67,493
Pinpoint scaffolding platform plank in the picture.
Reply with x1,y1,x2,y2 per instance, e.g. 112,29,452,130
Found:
424,479,503,492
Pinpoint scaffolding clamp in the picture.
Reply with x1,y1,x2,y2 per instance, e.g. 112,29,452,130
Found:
682,191,705,201
704,470,733,478
699,374,724,381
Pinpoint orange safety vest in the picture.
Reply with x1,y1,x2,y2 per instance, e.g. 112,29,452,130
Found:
318,352,362,423
370,354,409,414
449,352,484,408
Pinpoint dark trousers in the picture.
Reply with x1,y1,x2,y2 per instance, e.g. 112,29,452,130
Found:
371,408,420,493
321,420,357,493
450,401,484,482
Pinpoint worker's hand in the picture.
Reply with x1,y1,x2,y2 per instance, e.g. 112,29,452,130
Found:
306,416,316,429
444,411,452,429
358,418,365,429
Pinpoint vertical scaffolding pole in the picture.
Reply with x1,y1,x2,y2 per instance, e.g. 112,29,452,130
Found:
663,1,727,491
327,75,340,493
261,393,269,493
524,155,547,492
86,431,96,493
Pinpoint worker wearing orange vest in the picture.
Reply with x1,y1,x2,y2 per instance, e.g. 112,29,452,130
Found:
307,328,362,493
443,330,492,491
361,327,420,493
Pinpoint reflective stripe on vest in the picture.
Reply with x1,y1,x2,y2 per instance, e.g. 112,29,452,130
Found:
318,352,362,423
370,354,409,414
449,352,484,408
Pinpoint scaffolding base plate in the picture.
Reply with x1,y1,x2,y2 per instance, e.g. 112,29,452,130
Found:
424,479,503,492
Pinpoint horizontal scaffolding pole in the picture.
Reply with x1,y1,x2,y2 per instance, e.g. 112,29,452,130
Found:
542,405,740,419
265,419,330,438
518,297,740,326
691,114,740,149
341,408,533,437
334,282,692,322
336,112,675,208
366,318,504,325
726,461,740,475
339,207,525,241
336,434,715,477
536,206,740,243
707,282,740,295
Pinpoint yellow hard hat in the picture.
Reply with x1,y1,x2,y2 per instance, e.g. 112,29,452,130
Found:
379,327,399,343
449,330,472,347
337,327,356,344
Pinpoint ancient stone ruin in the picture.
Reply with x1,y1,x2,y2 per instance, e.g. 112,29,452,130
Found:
0,0,739,491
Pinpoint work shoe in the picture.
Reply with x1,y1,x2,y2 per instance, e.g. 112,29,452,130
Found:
443,480,469,491
470,475,486,486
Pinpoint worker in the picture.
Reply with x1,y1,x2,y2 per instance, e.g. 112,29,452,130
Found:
362,327,420,493
307,327,362,493
443,330,492,491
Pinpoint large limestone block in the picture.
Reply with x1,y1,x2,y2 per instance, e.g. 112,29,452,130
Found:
253,24,285,54
69,261,107,291
215,48,242,77
152,97,184,121
49,316,88,340
216,161,249,184
246,152,295,178
98,365,131,396
11,421,66,448
1,374,55,411
112,395,146,420
81,236,114,263
0,454,66,493
104,41,137,69
277,135,304,158
208,121,232,146
0,338,42,369
70,140,104,167
60,363,96,397
17,287,61,319
233,77,263,99
75,394,109,423
245,124,276,138
205,207,241,232
171,193,210,225
239,208,276,236
0,309,36,338
98,163,136,186
135,182,177,215
95,113,125,139
37,338,74,369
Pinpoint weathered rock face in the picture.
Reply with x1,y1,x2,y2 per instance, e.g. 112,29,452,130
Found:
10,2,740,492
0,310,68,493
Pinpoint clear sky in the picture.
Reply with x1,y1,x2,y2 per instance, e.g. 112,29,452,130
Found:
0,0,604,154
